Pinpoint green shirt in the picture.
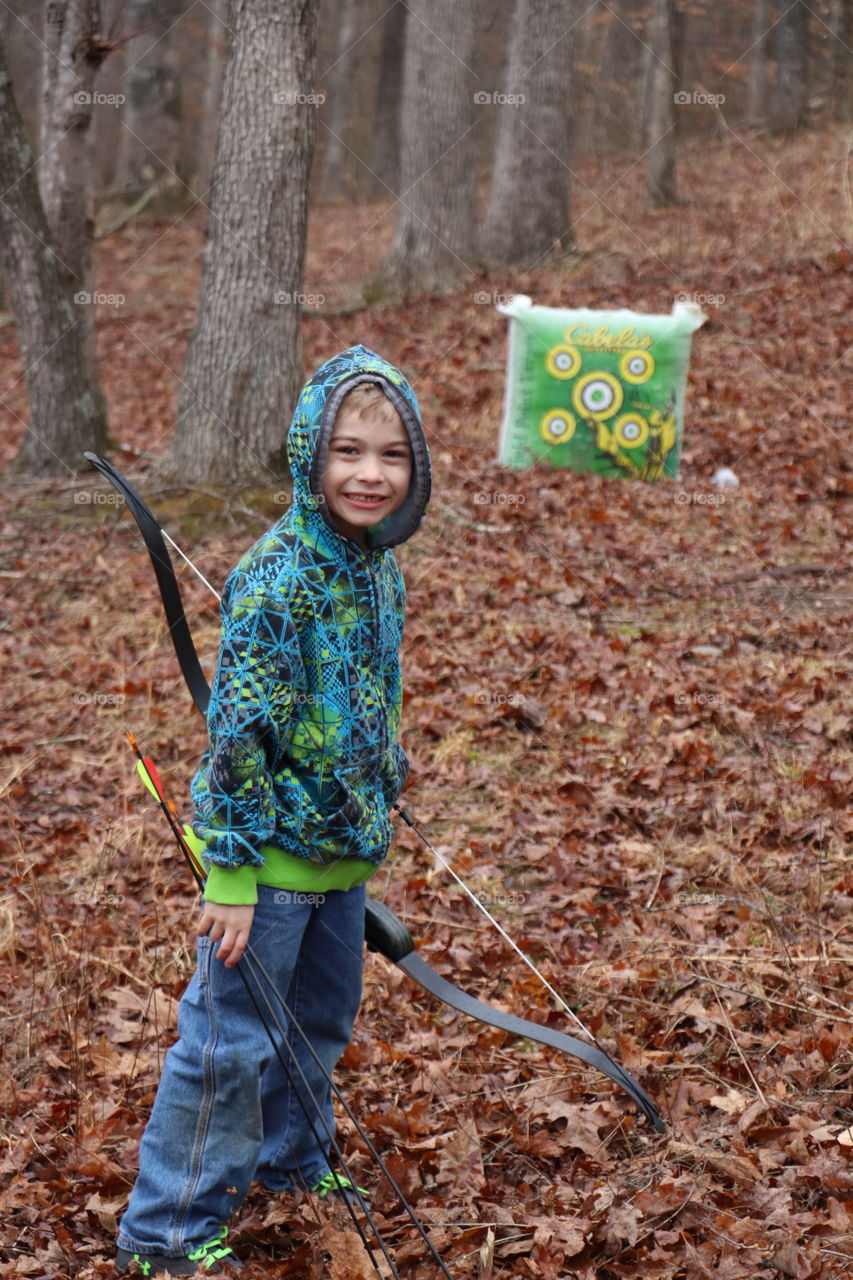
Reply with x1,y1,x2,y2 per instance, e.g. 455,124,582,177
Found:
204,843,376,905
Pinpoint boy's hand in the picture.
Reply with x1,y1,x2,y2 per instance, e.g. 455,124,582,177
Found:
198,901,254,968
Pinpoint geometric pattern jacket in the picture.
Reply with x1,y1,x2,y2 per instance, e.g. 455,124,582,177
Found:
191,345,431,869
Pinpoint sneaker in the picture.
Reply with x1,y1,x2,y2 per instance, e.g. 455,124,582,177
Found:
309,1172,370,1209
116,1226,242,1275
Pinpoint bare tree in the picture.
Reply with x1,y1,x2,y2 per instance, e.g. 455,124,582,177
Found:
770,0,809,135
368,0,406,194
645,0,679,208
115,0,188,210
599,1,646,154
830,0,853,121
748,0,770,122
39,0,110,424
316,0,357,200
0,37,107,475
195,0,227,196
480,0,574,268
158,0,319,485
374,0,477,294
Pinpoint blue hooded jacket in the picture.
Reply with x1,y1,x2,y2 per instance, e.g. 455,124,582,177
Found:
191,346,431,872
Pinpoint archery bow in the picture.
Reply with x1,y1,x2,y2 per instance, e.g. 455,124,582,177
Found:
85,451,664,1134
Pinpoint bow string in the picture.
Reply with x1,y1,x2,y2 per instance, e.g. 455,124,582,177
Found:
85,451,665,1134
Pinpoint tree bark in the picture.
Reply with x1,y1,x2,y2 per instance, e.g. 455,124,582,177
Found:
115,0,188,210
39,0,109,425
770,0,809,135
480,0,573,268
316,0,357,201
645,0,678,209
830,0,853,121
367,0,406,195
159,0,319,486
748,0,770,122
0,38,107,475
600,1,645,153
195,0,227,197
374,0,477,295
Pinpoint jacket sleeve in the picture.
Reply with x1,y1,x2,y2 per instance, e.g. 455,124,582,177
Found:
191,569,304,868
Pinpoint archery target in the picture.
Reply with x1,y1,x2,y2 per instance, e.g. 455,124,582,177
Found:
540,409,576,445
572,372,623,420
546,344,582,380
497,296,706,479
614,413,650,449
619,349,655,384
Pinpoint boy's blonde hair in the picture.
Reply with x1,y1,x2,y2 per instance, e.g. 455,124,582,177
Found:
338,383,402,427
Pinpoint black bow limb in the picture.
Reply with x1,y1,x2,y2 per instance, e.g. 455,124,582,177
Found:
85,451,665,1135
364,900,665,1133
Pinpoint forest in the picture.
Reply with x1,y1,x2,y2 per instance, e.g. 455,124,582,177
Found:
0,1,852,1278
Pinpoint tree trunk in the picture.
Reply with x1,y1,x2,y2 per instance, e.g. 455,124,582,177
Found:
374,0,477,295
367,0,406,194
115,0,188,211
600,1,645,152
770,0,809,135
830,0,853,122
195,0,227,197
0,39,107,475
645,0,678,209
159,0,319,486
748,0,770,122
39,0,109,426
480,0,573,268
316,0,357,201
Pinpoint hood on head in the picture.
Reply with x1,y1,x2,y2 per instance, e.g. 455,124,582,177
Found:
286,345,431,550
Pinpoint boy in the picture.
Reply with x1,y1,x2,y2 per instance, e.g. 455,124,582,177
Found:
116,346,431,1275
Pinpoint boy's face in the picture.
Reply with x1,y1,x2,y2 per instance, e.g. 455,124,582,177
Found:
322,407,412,547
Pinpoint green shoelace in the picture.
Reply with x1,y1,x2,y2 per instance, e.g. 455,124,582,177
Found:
310,1172,369,1200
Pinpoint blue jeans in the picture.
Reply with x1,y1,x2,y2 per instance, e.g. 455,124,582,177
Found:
118,883,366,1257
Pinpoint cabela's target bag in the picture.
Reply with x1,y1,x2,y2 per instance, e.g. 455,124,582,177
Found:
497,296,705,480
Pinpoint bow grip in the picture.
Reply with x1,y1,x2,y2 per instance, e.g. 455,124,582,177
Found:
364,899,415,963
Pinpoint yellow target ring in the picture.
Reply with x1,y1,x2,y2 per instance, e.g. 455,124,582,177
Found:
572,371,623,420
546,344,582,380
614,413,649,449
619,349,655,384
540,409,576,445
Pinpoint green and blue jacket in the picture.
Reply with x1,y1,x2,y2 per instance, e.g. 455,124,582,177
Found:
191,346,431,904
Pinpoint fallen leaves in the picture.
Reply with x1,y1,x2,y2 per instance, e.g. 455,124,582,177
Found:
1,124,853,1280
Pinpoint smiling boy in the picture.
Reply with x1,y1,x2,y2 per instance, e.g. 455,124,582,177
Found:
116,347,431,1276
322,388,413,546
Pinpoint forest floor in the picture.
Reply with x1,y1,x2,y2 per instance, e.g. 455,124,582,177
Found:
0,124,852,1280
